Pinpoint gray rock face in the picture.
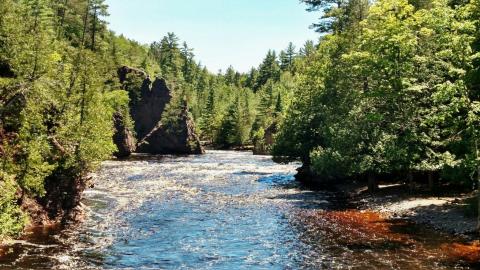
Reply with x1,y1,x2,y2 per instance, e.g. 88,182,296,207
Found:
112,112,136,158
131,77,172,139
114,66,204,156
137,101,204,155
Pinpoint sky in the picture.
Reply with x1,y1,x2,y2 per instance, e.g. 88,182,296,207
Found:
104,0,321,73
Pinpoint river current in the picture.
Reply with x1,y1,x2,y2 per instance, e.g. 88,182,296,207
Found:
0,151,476,269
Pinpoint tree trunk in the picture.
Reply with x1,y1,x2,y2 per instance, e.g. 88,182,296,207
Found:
477,188,480,233
91,6,97,51
80,0,90,47
368,173,377,193
476,139,480,233
408,172,414,192
31,2,40,80
475,139,480,233
477,157,480,232
428,171,434,191
57,0,68,37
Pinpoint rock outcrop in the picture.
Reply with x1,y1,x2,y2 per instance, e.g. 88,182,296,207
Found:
19,168,90,226
115,66,204,156
112,112,136,158
38,169,88,223
137,101,204,155
117,65,147,84
131,77,172,139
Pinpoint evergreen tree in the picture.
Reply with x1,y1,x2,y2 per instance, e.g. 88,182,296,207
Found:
254,50,280,91
215,100,239,148
302,0,370,33
299,40,315,57
88,0,108,51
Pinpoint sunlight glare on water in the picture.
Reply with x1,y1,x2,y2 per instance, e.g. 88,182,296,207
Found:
0,151,476,270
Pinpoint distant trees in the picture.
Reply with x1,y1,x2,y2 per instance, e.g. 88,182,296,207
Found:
150,32,182,78
280,42,297,73
143,31,302,150
254,50,281,92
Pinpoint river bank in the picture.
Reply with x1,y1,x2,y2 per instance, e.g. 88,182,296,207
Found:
292,162,479,238
329,180,480,238
363,189,477,236
1,151,479,269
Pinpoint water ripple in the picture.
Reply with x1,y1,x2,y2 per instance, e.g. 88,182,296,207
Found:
0,151,474,269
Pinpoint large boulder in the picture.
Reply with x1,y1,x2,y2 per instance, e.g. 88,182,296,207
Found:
112,112,136,158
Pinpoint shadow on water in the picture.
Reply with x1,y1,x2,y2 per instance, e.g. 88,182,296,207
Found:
0,151,479,269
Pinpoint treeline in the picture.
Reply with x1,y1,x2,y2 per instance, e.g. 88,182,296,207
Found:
273,0,480,191
148,33,314,150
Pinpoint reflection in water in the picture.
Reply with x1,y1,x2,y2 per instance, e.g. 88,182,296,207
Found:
0,151,477,269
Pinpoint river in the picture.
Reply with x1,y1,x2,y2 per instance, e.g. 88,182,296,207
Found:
0,151,476,269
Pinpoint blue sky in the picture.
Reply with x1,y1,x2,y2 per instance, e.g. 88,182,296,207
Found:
104,0,320,73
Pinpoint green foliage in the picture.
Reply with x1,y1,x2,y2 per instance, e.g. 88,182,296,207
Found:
0,0,153,239
215,101,240,148
0,174,27,239
276,0,480,189
302,0,370,33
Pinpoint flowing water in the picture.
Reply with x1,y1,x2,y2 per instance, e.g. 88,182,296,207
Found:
0,151,477,269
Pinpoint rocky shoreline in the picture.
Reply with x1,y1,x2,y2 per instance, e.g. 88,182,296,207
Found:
293,163,479,239
341,182,479,239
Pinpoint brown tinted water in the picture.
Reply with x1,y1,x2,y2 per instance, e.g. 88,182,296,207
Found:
0,151,478,269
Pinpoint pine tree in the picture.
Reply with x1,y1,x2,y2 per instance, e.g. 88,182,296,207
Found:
254,50,280,91
199,87,216,140
302,0,370,33
215,100,239,148
89,0,108,51
224,66,236,85
279,51,289,71
299,40,315,57
180,42,195,83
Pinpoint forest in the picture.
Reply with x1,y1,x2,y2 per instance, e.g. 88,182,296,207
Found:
1,0,480,243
